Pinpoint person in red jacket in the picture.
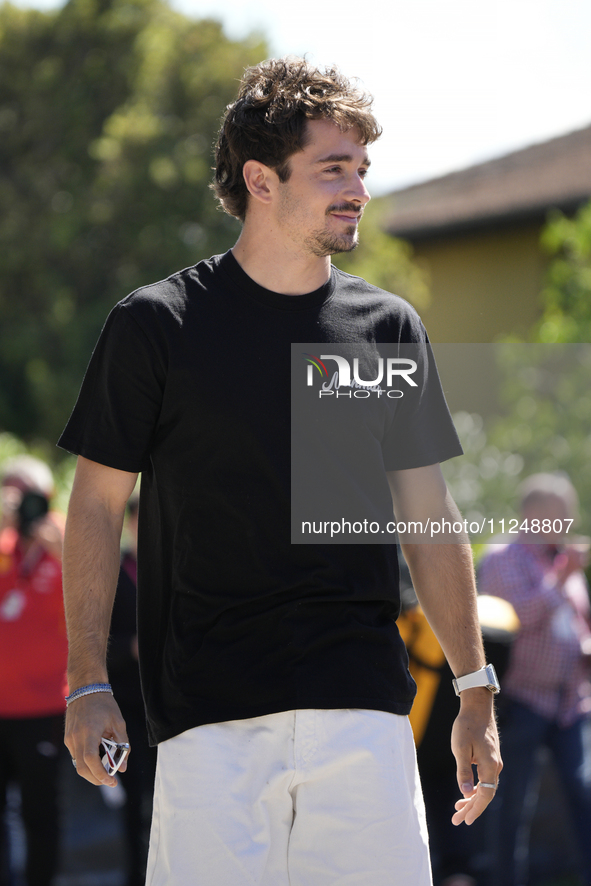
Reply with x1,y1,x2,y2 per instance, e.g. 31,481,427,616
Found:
0,455,67,886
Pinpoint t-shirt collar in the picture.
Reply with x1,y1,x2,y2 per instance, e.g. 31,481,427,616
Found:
217,250,336,312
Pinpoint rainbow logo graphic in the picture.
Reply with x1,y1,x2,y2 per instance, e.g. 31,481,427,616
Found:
302,353,329,380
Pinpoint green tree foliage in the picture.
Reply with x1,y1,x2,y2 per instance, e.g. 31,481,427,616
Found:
0,0,265,443
535,200,591,343
443,344,591,538
441,204,591,543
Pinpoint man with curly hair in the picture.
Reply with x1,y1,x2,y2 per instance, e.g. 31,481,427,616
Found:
60,57,501,886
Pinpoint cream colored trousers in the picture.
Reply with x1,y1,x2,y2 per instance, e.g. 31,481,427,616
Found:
146,708,432,886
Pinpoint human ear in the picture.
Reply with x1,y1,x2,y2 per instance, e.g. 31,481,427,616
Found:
242,160,275,206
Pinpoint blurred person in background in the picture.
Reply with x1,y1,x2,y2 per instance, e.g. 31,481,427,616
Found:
0,456,67,886
478,473,591,886
107,495,157,886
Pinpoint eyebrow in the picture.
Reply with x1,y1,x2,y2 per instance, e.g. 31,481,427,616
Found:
315,153,371,168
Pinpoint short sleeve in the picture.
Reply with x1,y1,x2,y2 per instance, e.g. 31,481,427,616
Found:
381,336,463,471
58,304,166,472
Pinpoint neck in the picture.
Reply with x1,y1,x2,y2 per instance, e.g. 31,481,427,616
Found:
232,222,331,295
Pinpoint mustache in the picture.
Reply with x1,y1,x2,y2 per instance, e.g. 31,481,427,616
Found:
326,202,364,218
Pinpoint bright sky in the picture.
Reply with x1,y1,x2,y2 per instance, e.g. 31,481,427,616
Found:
13,0,591,194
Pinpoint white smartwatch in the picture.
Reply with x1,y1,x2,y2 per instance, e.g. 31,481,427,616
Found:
452,663,500,696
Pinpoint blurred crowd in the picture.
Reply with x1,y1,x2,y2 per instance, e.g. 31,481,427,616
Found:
401,471,591,886
1,456,590,886
0,455,154,886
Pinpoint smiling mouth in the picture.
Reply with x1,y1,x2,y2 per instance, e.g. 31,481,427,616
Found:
330,211,363,228
332,213,360,223
328,203,363,225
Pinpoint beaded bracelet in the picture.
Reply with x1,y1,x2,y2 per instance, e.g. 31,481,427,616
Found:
65,683,113,707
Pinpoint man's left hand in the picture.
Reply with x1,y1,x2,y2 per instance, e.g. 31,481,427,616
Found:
450,688,502,826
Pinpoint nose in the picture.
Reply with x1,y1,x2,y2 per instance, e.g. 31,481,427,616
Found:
348,172,371,206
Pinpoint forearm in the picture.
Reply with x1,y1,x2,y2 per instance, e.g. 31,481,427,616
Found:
401,540,485,679
402,540,502,824
63,469,128,689
389,464,501,822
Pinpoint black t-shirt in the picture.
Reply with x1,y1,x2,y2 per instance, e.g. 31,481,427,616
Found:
59,251,462,745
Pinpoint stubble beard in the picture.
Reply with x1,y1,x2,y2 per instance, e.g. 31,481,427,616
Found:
277,185,362,257
304,224,360,257
305,201,364,256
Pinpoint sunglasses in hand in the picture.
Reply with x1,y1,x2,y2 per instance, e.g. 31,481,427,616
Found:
101,738,130,776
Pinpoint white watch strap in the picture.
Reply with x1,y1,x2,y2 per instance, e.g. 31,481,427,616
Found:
452,664,500,695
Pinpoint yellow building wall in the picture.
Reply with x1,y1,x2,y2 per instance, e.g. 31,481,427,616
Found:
415,221,548,343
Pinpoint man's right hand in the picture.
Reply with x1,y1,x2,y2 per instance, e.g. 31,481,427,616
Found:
65,692,130,787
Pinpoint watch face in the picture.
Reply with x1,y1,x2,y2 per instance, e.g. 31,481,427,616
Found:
484,664,500,692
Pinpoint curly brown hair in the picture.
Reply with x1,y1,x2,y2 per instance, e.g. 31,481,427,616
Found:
211,57,382,222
